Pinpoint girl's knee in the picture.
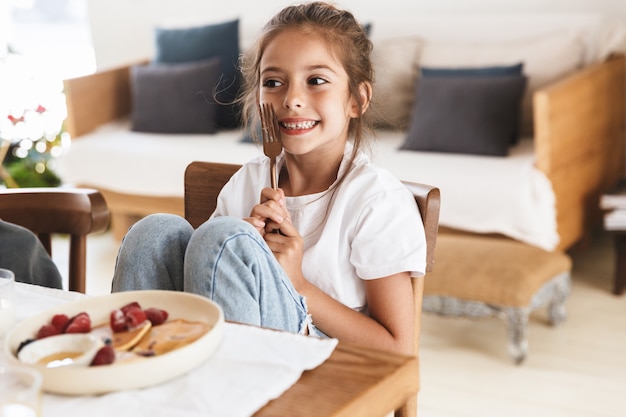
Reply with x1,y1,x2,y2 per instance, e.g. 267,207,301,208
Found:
196,216,257,240
124,214,193,244
188,216,263,259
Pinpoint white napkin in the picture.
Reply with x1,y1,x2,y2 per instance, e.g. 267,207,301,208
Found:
9,283,339,417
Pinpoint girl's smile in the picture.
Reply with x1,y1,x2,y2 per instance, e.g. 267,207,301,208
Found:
279,118,319,135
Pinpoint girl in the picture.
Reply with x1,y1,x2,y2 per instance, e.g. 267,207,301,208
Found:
112,1,426,355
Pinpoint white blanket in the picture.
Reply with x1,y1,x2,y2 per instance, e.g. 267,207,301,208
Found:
56,121,558,250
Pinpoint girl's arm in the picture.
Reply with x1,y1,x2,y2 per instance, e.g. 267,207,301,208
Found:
265,214,415,355
296,270,414,355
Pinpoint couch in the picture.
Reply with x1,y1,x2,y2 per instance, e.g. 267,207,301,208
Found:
58,13,626,250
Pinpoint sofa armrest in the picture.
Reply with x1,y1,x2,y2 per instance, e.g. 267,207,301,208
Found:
534,54,625,250
63,60,147,139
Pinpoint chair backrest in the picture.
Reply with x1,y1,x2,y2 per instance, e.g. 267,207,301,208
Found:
0,188,110,293
184,160,440,417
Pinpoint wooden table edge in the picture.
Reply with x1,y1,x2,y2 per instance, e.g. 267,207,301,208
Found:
253,342,420,417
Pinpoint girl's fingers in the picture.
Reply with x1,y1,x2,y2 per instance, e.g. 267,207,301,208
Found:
265,217,296,236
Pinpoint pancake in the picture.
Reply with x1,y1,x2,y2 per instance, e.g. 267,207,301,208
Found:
94,320,153,352
131,319,211,356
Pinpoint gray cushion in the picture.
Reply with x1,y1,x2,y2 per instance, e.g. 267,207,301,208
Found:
400,75,527,157
420,63,524,144
130,58,221,134
154,19,241,129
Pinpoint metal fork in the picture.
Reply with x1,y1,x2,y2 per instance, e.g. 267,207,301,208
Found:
260,103,283,190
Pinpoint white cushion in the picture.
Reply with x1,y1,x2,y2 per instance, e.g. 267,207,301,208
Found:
370,37,422,129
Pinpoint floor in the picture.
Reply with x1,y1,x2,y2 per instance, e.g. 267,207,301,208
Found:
51,228,626,417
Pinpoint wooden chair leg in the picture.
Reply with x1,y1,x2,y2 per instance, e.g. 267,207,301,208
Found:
38,233,52,257
69,235,87,293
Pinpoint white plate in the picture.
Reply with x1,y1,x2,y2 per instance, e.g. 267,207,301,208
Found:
3,290,224,395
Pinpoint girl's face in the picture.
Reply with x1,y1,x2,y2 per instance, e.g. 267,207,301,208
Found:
259,28,361,158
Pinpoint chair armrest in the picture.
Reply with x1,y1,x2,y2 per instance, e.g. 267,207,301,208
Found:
1,188,110,292
0,188,109,237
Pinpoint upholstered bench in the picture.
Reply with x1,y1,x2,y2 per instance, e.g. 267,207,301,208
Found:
422,233,572,364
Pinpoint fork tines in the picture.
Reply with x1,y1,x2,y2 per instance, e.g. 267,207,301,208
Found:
260,103,282,190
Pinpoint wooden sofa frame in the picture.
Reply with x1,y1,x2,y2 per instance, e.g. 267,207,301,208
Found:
63,54,626,250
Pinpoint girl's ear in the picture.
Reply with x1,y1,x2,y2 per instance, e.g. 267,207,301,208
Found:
349,81,372,118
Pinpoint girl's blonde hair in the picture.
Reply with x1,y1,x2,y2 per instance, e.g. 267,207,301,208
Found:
239,1,375,161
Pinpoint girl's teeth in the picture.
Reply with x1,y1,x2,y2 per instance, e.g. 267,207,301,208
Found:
282,121,316,129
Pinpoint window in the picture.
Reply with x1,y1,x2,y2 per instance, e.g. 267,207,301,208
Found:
0,0,94,187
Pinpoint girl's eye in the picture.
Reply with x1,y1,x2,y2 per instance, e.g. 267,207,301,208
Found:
263,79,283,88
308,77,327,86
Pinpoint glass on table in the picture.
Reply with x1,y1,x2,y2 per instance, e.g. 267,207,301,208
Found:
0,268,16,338
0,365,43,417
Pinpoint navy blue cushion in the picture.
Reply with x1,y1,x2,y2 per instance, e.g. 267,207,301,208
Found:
400,75,527,157
130,58,221,134
154,19,241,129
420,63,523,78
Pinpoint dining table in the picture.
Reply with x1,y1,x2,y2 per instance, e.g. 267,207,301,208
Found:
3,283,419,417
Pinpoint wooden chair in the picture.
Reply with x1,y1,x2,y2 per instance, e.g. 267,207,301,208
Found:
0,188,110,293
184,161,440,417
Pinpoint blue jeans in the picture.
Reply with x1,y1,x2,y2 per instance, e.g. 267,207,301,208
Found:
111,214,322,336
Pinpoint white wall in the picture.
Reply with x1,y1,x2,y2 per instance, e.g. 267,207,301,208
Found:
87,0,626,69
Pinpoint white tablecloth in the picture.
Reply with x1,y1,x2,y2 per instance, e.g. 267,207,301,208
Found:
3,283,338,417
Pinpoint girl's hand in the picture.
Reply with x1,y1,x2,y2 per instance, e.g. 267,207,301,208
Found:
264,215,306,290
244,187,289,236
243,187,305,289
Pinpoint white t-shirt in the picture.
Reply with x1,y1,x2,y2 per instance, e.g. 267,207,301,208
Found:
212,144,427,311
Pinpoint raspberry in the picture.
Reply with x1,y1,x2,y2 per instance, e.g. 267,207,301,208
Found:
90,345,115,366
124,306,147,329
37,323,61,339
65,312,92,334
110,309,127,332
121,302,142,315
51,314,70,333
144,307,169,326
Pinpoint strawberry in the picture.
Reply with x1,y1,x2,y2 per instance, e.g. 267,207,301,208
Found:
90,345,115,366
51,314,70,333
37,323,61,339
109,309,127,332
144,307,169,326
124,306,147,329
121,302,142,315
65,312,92,334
